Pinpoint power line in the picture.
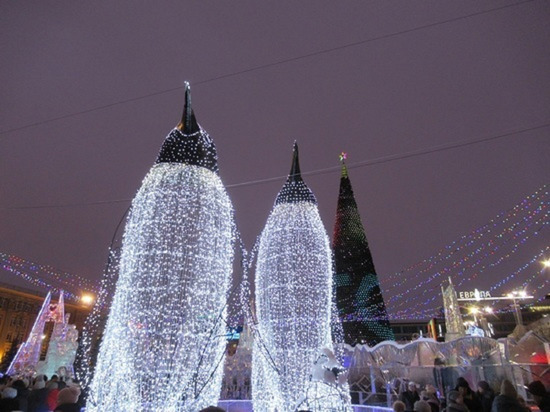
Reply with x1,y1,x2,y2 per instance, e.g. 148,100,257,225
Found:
2,120,548,211
0,0,536,138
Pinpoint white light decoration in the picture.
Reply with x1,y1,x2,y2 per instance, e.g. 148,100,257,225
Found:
252,143,351,411
88,83,235,411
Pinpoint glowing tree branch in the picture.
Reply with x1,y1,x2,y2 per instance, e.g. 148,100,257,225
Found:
88,83,235,411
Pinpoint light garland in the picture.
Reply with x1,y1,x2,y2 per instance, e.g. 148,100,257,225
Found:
386,202,547,304
381,187,548,319
384,247,550,320
87,84,235,411
384,185,548,285
0,252,98,301
76,246,121,392
252,143,351,411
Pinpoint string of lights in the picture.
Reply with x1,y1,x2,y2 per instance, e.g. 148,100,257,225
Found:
2,185,545,326
384,185,548,286
0,252,98,294
385,206,547,311
0,263,80,302
76,247,121,394
385,248,550,320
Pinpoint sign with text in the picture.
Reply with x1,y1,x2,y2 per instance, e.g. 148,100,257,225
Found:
458,289,491,300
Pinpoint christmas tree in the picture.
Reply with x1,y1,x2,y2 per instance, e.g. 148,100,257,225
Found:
332,154,394,346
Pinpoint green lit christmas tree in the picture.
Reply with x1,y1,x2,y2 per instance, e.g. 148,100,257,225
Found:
332,153,394,346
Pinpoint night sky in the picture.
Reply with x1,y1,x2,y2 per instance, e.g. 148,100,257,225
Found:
1,1,549,318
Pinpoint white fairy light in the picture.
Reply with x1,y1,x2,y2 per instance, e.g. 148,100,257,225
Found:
252,143,351,411
88,84,235,411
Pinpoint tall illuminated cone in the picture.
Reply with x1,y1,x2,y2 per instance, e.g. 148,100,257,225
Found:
88,83,235,411
332,154,393,346
253,143,351,411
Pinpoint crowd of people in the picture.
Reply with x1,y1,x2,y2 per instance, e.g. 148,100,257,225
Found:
0,374,82,412
394,378,550,412
2,373,549,412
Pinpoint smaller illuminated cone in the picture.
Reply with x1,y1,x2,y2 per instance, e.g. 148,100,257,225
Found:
253,143,350,411
332,156,394,346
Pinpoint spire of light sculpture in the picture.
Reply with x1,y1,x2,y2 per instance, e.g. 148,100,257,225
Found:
88,83,235,411
252,143,351,411
333,155,394,346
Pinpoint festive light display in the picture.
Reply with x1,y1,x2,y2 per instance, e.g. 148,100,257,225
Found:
76,246,121,391
88,83,235,411
252,143,351,411
332,156,394,346
0,252,98,302
385,185,548,284
6,291,66,376
382,186,548,319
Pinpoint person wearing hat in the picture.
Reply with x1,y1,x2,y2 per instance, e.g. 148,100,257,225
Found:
11,379,29,412
401,381,421,412
423,385,441,412
492,379,525,412
54,386,81,412
0,386,20,412
527,381,550,412
455,377,482,412
446,390,468,412
476,381,495,412
28,379,49,412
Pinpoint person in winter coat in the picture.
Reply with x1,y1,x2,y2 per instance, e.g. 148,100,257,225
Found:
422,385,441,412
401,382,421,412
491,379,525,412
0,387,20,412
54,386,81,412
476,381,495,412
455,377,482,412
27,380,49,412
415,400,432,412
527,381,550,412
446,390,469,412
394,401,407,412
10,379,29,412
46,382,59,411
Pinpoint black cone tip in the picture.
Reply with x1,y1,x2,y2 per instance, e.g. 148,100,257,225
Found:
274,141,316,205
289,141,302,181
176,81,200,135
155,82,219,173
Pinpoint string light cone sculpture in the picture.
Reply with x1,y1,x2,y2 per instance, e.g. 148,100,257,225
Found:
333,154,394,346
252,143,351,411
88,83,235,411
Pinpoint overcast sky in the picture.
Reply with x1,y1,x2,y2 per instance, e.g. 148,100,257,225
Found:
1,1,549,317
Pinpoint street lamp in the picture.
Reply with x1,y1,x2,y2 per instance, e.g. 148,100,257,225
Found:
81,293,95,306
542,259,550,269
507,290,529,326
469,307,480,325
